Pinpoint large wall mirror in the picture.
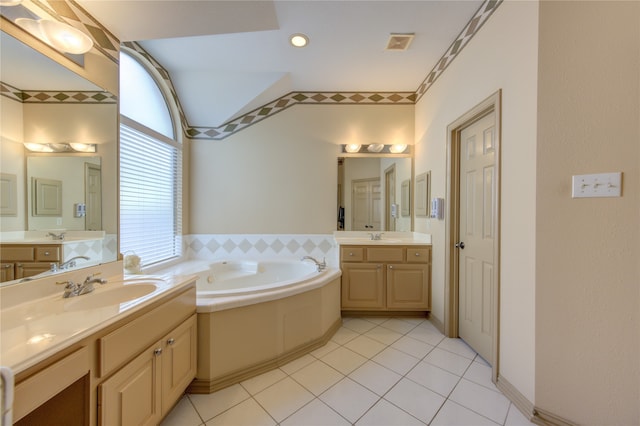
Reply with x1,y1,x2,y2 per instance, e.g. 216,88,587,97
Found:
337,155,413,232
0,25,118,283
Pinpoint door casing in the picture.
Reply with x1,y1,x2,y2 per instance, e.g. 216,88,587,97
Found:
444,90,502,381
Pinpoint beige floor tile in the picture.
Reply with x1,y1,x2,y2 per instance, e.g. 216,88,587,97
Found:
188,384,250,422
391,335,435,359
344,334,387,358
371,346,420,375
290,360,344,395
356,399,425,426
240,368,287,395
349,360,402,396
407,327,445,346
331,326,360,345
406,361,460,397
343,317,379,333
279,353,316,375
310,340,340,358
430,399,499,426
384,378,445,424
281,399,350,426
462,361,501,393
364,326,404,345
320,346,368,375
423,348,473,376
505,403,536,425
160,396,202,426
319,377,380,423
380,318,418,334
449,379,511,425
205,398,276,426
253,377,315,422
437,338,477,360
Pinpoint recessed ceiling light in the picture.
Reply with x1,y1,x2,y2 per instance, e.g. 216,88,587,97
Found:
290,33,309,48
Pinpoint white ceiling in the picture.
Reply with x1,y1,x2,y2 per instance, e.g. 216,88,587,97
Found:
78,1,483,127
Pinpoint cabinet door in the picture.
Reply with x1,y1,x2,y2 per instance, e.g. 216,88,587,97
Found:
386,264,430,310
341,263,385,309
161,315,197,412
100,344,162,426
1,263,15,282
15,262,52,279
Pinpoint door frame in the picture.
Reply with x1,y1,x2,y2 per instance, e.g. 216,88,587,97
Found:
444,90,502,381
384,164,396,231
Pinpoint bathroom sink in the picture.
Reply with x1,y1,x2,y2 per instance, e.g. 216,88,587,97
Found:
63,283,158,311
336,237,404,244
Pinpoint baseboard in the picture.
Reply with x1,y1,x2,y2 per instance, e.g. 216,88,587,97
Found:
496,375,535,421
532,407,577,426
428,312,445,334
188,317,342,394
341,310,429,318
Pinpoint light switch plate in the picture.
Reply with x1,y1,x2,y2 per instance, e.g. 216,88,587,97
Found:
572,172,622,198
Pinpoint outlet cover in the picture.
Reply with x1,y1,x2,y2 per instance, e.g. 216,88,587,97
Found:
572,172,622,198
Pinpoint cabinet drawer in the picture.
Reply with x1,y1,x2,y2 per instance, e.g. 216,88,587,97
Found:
35,246,61,261
99,286,196,377
366,247,404,262
1,246,35,261
406,247,431,263
341,247,364,262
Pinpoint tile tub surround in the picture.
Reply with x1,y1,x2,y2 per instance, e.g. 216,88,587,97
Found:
161,316,533,426
184,234,338,266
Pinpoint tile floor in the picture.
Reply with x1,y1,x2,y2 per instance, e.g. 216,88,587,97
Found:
161,316,533,426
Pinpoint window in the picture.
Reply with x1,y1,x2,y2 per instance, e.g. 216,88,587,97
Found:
119,50,182,267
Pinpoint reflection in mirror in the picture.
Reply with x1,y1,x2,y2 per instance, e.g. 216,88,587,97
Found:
0,28,118,284
337,156,413,232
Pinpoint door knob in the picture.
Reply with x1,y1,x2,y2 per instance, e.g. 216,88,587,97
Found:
455,242,465,249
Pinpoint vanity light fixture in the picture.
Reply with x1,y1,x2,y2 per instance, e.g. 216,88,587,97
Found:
367,144,384,153
389,144,408,154
344,144,361,153
290,33,309,48
15,17,93,54
24,142,97,153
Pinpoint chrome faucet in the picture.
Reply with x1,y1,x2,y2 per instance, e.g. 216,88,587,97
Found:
368,232,384,240
47,231,66,240
301,256,327,272
51,255,90,272
58,274,107,298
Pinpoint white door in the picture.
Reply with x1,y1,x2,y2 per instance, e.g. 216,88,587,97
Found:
352,178,381,231
458,111,496,362
85,163,102,231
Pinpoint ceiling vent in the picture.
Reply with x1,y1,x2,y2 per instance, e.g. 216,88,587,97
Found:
385,33,415,51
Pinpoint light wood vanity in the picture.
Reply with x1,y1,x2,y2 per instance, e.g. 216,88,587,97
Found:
339,241,431,314
1,266,197,426
0,244,62,282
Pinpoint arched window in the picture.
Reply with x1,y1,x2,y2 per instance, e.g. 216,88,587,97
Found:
119,49,182,267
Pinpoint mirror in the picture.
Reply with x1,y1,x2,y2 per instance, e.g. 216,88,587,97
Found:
0,27,118,280
337,156,413,232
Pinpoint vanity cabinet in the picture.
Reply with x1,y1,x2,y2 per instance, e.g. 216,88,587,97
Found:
100,315,197,425
0,244,61,282
340,245,431,312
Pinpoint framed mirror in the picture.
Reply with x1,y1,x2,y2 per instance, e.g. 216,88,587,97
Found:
0,25,118,284
337,156,413,232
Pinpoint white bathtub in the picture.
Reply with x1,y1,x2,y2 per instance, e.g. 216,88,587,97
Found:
161,258,343,393
158,258,341,312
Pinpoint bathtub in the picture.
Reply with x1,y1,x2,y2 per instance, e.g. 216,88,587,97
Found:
158,258,342,393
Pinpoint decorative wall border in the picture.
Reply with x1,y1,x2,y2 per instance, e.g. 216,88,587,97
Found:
0,81,117,104
415,0,503,101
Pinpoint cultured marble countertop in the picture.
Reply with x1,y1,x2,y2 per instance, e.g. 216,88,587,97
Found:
0,230,106,245
333,231,432,246
0,266,196,375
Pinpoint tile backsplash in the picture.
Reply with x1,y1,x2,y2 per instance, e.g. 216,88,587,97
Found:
184,234,339,267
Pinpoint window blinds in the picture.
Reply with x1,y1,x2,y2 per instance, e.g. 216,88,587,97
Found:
120,121,182,267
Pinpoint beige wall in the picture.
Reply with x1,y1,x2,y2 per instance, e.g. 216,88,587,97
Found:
0,96,26,232
189,104,414,234
413,1,539,402
536,1,639,424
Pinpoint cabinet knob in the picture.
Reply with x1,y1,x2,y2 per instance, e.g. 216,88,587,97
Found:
415,252,420,256
154,348,163,356
349,252,354,256
3,264,11,269
389,265,393,269
167,338,175,346
44,251,50,256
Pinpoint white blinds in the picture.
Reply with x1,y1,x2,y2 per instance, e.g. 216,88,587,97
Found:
120,120,182,267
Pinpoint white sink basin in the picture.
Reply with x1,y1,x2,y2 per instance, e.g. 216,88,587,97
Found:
63,283,158,311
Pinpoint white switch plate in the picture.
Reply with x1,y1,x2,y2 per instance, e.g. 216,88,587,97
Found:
572,172,622,198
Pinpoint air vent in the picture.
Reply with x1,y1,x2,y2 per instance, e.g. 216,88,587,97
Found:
385,33,415,51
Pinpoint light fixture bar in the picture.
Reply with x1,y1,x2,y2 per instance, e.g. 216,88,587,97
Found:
341,144,412,155
24,142,97,153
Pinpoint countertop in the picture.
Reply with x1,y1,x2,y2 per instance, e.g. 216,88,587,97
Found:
0,267,196,375
334,231,432,246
